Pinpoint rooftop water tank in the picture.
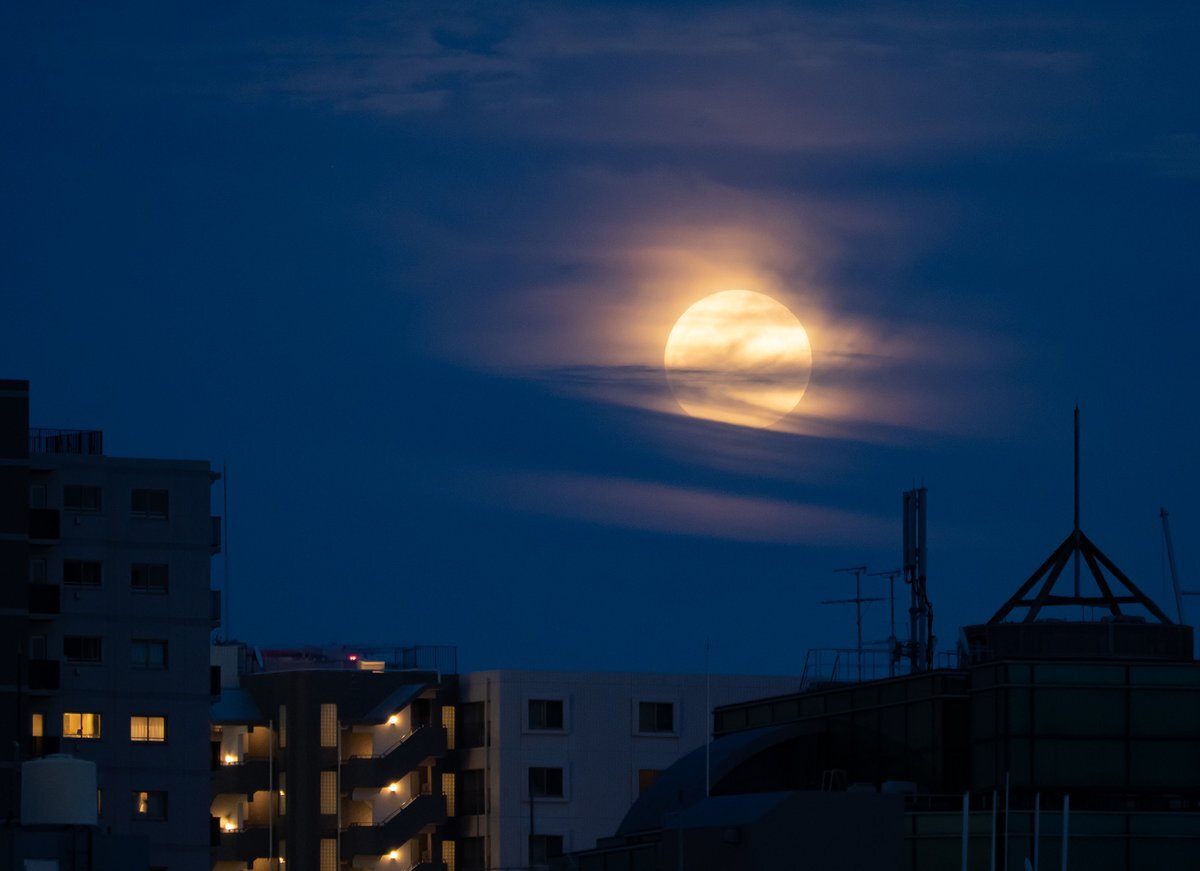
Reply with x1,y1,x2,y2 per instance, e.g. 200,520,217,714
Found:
21,754,97,826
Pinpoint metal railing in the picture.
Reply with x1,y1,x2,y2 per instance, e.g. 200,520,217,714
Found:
29,428,103,455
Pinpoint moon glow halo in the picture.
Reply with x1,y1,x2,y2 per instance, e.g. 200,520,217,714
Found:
664,290,813,428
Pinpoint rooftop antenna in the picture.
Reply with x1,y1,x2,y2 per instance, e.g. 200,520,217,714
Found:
1160,508,1198,625
869,568,902,677
223,461,231,642
902,488,932,672
822,566,883,682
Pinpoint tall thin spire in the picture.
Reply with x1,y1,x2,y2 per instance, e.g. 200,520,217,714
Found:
1073,406,1080,599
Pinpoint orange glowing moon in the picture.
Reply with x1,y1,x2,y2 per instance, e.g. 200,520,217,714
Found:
664,290,812,428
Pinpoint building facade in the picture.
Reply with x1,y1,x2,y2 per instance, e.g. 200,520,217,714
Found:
1,379,221,871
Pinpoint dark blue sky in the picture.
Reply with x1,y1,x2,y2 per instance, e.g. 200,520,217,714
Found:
4,2,1198,673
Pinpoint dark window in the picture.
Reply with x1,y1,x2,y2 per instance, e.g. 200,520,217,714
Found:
638,701,675,733
459,701,486,748
459,769,486,815
528,699,564,731
64,635,102,663
529,834,564,867
131,563,168,593
132,789,167,820
638,769,662,792
528,766,564,798
460,836,485,871
29,559,47,583
63,485,102,513
64,559,102,587
131,488,168,518
132,640,168,670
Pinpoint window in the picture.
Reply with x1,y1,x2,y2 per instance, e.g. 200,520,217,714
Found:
64,635,102,663
279,772,286,815
131,562,168,593
442,839,457,871
529,834,564,867
528,766,564,798
442,772,456,816
320,770,337,814
442,705,457,750
320,703,338,747
279,705,287,748
97,789,103,816
638,769,662,792
459,701,486,748
130,715,166,742
460,769,485,815
63,712,101,739
64,559,102,587
528,699,564,731
131,640,168,669
131,488,168,518
29,558,47,583
638,701,675,734
64,485,102,513
132,789,167,820
31,713,43,737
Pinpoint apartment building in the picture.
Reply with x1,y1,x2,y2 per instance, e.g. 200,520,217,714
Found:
0,379,221,871
451,670,803,870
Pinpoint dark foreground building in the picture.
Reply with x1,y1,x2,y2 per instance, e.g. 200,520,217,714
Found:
574,489,1200,870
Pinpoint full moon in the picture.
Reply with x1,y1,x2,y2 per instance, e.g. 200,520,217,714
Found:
664,289,812,428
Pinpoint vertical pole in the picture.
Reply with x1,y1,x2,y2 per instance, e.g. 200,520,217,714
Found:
529,777,535,869
268,719,274,867
1033,792,1041,871
1073,407,1080,601
223,462,231,641
1060,795,1069,871
990,790,997,871
1003,773,1010,871
889,573,897,678
1161,509,1186,624
705,639,711,798
961,791,970,871
856,568,864,681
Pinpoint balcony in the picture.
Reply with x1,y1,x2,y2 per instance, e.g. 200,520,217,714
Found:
213,758,271,798
29,428,103,456
342,725,447,790
341,792,446,861
27,658,60,692
212,824,271,862
28,509,60,541
28,583,61,616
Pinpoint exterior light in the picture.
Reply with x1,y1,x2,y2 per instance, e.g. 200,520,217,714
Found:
224,820,238,832
388,851,400,860
387,715,399,725
349,654,358,661
388,781,400,793
223,753,238,765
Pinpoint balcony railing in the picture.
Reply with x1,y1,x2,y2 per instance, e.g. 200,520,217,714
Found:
28,509,60,541
28,583,61,616
27,658,60,691
29,428,103,456
213,758,271,797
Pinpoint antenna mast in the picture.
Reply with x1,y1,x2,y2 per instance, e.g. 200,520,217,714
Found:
902,488,932,672
822,566,883,682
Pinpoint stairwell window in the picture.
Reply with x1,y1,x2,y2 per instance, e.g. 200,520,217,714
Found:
130,715,166,742
131,488,168,518
132,789,167,820
320,703,338,747
63,712,101,739
320,770,337,814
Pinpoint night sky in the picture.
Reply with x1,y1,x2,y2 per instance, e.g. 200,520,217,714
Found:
4,3,1198,674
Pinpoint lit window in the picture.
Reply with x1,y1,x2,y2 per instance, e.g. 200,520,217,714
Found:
63,559,102,587
132,789,167,820
64,635,102,663
320,703,337,747
279,705,286,748
442,772,456,816
130,563,168,593
131,488,168,518
31,713,43,737
320,770,337,814
130,715,166,742
442,705,457,749
63,485,102,513
442,839,456,871
63,712,101,739
638,701,675,734
528,767,564,798
528,699,564,731
279,772,286,816
131,640,168,669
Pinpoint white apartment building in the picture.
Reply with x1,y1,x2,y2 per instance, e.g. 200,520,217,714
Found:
451,670,802,871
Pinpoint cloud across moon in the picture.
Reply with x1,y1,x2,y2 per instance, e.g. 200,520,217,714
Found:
664,289,813,428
